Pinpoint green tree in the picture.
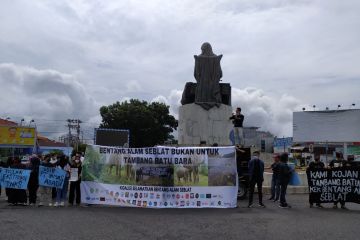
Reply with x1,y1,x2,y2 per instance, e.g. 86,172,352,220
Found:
99,99,177,147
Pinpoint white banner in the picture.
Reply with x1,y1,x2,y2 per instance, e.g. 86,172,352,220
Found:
293,110,360,142
80,145,237,208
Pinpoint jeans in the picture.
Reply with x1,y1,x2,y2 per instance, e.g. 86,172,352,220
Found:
280,183,288,205
234,127,244,145
56,177,69,203
248,179,263,205
271,176,280,200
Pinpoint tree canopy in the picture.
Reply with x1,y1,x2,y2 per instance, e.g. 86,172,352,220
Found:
99,99,177,147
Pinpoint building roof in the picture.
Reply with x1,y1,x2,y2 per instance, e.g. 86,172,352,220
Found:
0,118,18,126
37,135,67,147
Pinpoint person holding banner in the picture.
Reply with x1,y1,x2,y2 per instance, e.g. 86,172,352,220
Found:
248,151,265,208
38,155,54,206
68,154,82,206
0,159,5,196
49,154,58,206
55,156,71,207
307,155,324,208
329,152,347,210
28,156,40,206
8,156,28,206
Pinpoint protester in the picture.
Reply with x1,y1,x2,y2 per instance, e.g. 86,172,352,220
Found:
49,154,58,206
0,158,5,196
247,151,265,208
329,152,347,209
8,156,28,206
269,154,280,201
229,107,245,145
278,153,292,208
38,155,53,206
345,155,360,167
28,156,40,206
307,154,324,208
329,152,346,168
55,155,71,207
69,153,83,206
5,156,13,200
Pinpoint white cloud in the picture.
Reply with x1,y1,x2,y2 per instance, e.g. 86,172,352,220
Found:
152,87,303,137
0,63,98,138
1,0,360,140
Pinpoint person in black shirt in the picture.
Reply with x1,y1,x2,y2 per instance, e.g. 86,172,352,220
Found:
345,155,360,167
229,107,245,145
69,153,82,206
329,152,347,209
247,151,265,208
278,153,292,208
269,154,280,201
28,156,40,206
307,154,325,208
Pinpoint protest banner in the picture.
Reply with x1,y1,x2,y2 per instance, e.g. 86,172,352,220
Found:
0,167,31,189
307,167,360,203
39,166,66,188
70,168,79,182
81,145,238,208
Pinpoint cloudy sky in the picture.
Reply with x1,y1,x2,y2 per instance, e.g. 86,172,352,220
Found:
1,0,359,140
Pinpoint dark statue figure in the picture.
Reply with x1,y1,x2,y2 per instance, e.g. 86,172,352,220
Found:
181,43,231,110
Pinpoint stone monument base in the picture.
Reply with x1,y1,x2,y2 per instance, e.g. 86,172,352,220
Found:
178,103,233,146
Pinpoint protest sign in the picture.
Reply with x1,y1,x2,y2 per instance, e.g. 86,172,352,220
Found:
39,166,66,188
0,167,31,189
307,167,360,203
81,145,238,208
70,168,79,182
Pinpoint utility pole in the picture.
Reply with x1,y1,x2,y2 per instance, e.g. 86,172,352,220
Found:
67,119,82,152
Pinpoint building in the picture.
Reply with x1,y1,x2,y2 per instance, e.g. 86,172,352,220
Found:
243,127,274,152
37,135,73,156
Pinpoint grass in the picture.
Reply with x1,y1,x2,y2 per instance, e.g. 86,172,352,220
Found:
99,166,136,185
174,174,208,187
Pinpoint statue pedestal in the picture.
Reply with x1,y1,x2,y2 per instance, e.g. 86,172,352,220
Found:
178,103,232,146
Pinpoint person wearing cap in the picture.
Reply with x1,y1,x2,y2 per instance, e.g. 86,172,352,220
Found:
247,151,265,208
269,154,281,201
307,154,324,208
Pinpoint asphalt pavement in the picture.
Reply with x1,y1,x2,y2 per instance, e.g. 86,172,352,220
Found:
1,193,359,240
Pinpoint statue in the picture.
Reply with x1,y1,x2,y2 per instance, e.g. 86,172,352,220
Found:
194,43,223,110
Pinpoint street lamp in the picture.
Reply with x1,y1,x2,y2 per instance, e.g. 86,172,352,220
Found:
29,119,35,127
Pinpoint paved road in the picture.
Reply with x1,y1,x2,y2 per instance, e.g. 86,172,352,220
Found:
0,194,359,240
